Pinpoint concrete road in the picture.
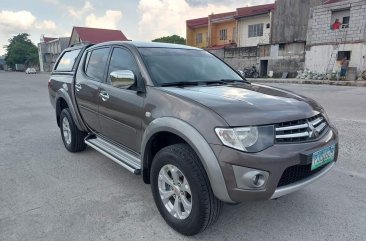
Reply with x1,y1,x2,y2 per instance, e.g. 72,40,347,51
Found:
0,71,365,241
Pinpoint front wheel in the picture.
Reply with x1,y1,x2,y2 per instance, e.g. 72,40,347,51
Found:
59,108,87,152
150,143,223,236
252,72,259,78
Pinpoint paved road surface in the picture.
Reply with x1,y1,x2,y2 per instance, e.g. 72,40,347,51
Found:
0,71,365,241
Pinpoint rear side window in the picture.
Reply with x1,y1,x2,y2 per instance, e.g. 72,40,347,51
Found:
85,48,110,81
55,49,81,71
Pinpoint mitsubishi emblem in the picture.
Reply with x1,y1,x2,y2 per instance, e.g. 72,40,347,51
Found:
308,121,319,138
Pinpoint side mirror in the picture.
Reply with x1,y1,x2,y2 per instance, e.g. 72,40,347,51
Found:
110,70,135,88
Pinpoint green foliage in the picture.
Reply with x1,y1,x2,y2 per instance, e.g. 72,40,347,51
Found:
4,33,39,68
152,35,186,45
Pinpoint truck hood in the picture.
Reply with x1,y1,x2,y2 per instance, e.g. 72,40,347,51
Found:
159,84,322,126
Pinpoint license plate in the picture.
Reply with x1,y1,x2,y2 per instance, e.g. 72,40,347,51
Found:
311,144,335,171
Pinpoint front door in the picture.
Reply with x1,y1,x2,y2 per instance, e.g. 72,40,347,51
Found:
98,47,144,153
75,47,111,132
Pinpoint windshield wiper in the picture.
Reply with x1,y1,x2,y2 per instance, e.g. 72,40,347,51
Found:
219,79,251,84
161,81,200,87
160,80,228,87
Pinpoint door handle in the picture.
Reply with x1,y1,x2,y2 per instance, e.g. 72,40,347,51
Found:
99,90,109,101
75,83,82,91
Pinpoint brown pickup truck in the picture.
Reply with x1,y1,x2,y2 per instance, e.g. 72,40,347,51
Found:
48,41,338,235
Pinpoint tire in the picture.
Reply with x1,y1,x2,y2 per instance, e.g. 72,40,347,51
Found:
252,72,259,78
150,143,223,236
59,108,87,152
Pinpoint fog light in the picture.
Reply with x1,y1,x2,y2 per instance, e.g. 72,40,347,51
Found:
233,166,269,190
252,173,266,188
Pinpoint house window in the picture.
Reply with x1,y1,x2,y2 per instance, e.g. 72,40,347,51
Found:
266,23,270,29
342,16,350,28
219,29,227,40
196,33,203,44
337,51,351,61
248,24,264,38
279,43,285,50
331,9,350,30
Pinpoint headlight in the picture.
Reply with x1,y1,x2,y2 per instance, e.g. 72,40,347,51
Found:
215,126,274,152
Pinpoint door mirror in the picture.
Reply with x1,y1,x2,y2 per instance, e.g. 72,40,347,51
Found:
110,70,135,88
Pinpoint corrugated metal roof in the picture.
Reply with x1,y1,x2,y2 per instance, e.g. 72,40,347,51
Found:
235,3,275,19
72,26,128,44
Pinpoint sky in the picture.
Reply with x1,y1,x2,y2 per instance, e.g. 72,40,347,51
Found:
0,0,273,55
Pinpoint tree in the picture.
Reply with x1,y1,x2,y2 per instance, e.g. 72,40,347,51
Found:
152,35,186,45
4,33,39,69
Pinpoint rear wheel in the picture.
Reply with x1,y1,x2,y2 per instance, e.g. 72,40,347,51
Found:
151,143,223,236
60,108,87,152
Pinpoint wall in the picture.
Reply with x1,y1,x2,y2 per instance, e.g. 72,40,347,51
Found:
210,20,236,46
307,0,366,45
237,14,271,47
186,26,208,48
271,0,322,43
208,47,258,70
305,42,366,74
262,42,306,78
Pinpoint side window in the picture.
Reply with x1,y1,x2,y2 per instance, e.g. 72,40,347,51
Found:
85,47,110,81
55,49,81,71
107,48,139,89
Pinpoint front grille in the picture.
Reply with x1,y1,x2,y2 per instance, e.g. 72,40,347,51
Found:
277,163,329,187
275,114,328,143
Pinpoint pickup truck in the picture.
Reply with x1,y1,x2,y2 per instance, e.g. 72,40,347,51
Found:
49,41,339,236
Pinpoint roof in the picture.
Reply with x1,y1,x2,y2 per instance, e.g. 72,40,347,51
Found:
210,11,236,21
235,3,275,19
93,41,201,50
43,37,57,43
186,17,209,28
71,26,128,45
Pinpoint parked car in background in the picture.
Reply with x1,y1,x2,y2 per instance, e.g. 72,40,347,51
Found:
25,68,37,74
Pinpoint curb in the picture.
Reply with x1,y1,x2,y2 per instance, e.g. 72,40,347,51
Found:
247,78,366,87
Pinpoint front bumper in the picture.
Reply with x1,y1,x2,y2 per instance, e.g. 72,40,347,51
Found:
210,127,338,203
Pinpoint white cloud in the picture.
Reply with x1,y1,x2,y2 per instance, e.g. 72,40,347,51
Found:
0,10,60,55
0,10,36,33
68,1,94,19
35,20,57,30
85,10,122,29
137,0,231,40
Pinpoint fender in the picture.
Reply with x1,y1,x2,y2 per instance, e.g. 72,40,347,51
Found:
55,87,88,132
141,117,233,203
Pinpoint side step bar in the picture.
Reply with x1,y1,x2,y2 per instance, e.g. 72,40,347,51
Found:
85,135,141,175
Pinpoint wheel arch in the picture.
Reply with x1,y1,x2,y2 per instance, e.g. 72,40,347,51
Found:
55,88,87,131
141,117,233,203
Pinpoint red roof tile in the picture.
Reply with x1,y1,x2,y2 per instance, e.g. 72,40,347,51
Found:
72,26,128,44
210,11,236,21
235,3,275,19
186,17,208,28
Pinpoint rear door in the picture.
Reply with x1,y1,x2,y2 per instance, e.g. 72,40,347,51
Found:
75,47,111,132
98,47,145,153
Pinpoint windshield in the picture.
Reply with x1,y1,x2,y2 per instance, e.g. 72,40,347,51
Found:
138,48,243,85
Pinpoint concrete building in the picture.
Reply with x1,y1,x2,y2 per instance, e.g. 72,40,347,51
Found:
208,12,237,48
255,0,323,78
38,36,70,72
69,26,128,46
186,17,209,48
305,0,366,79
235,4,274,47
186,12,237,48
